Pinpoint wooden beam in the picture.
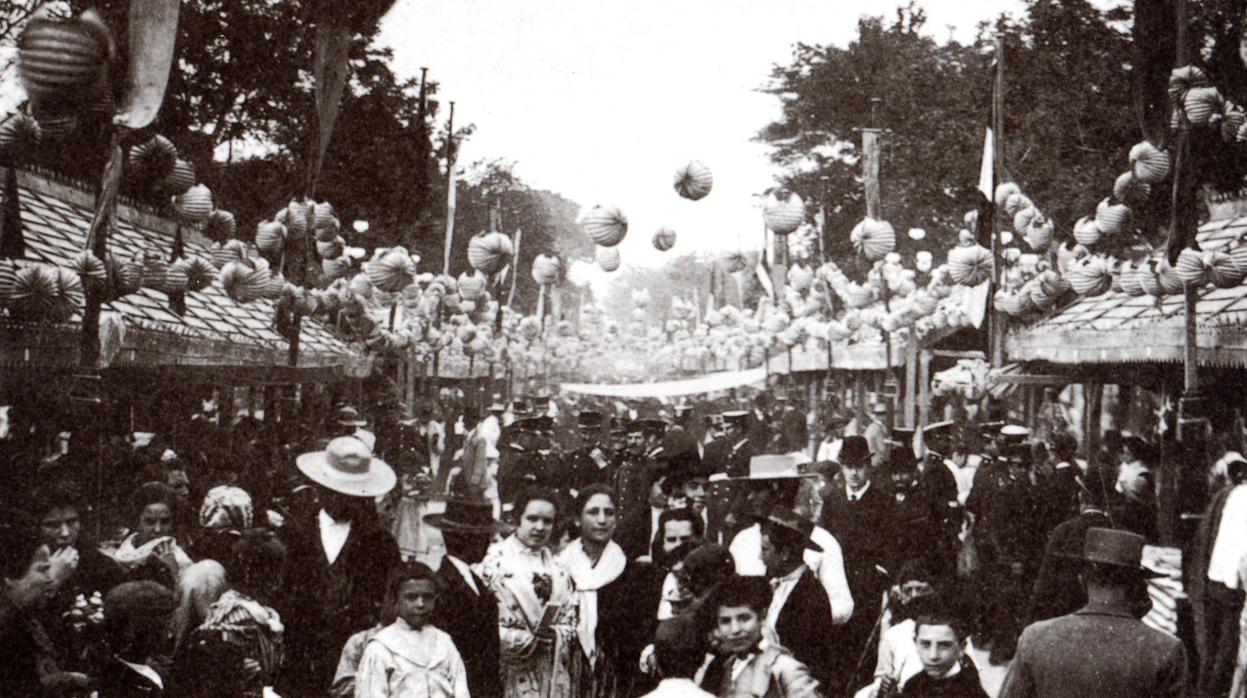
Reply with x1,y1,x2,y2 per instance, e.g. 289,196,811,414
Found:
992,374,1071,386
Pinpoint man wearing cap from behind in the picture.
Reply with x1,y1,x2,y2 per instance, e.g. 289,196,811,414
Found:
999,527,1187,697
280,435,400,694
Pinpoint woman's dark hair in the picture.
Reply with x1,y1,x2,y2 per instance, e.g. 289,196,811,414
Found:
514,486,560,521
30,480,87,519
133,481,179,521
0,510,43,580
573,484,617,517
227,529,287,596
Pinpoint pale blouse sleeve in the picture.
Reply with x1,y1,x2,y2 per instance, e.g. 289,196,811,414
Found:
447,643,471,698
810,528,854,625
352,641,393,698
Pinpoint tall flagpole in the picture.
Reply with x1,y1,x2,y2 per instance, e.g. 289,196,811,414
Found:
442,102,457,275
990,31,1006,368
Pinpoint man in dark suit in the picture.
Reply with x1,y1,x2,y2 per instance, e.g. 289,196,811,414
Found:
424,499,502,698
759,505,837,689
1000,528,1187,698
280,436,401,694
821,435,896,680
916,422,963,585
617,475,669,560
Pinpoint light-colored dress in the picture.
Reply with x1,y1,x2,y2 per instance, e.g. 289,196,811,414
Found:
353,619,469,698
480,535,578,698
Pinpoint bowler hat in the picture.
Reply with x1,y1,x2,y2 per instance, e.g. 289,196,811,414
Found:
424,498,500,535
838,436,872,466
756,505,823,552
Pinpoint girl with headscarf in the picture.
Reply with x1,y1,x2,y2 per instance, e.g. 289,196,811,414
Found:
107,482,193,588
195,486,253,564
480,487,578,698
558,484,658,697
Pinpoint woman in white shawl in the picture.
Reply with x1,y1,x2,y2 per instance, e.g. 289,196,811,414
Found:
559,484,657,698
107,482,193,587
480,487,578,698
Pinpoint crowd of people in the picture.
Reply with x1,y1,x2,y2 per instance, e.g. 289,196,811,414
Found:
0,384,1229,697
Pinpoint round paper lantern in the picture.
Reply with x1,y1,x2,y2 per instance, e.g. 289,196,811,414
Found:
1024,216,1054,251
763,191,805,234
18,13,111,104
1112,171,1135,200
595,245,621,272
50,267,84,321
1183,86,1223,127
1173,247,1206,285
1221,110,1246,142
0,113,41,163
210,240,248,270
1137,262,1164,297
9,264,59,319
108,255,143,297
179,257,216,292
1119,262,1145,296
994,182,1021,209
315,236,344,260
174,184,213,224
366,247,418,292
1157,260,1185,294
723,251,747,273
581,205,628,246
947,244,993,286
156,257,189,295
1130,142,1170,184
850,218,896,261
163,159,196,194
673,160,713,201
467,231,514,274
217,261,261,304
313,201,335,231
1013,206,1039,236
261,273,286,300
279,200,310,236
1169,65,1210,104
140,253,169,291
70,251,107,291
1004,193,1033,217
457,270,487,300
322,255,351,280
1203,249,1244,288
1067,256,1113,296
128,135,177,181
787,264,813,292
1073,216,1102,247
531,254,560,285
1095,199,1131,235
255,221,287,254
652,227,676,251
202,209,236,242
915,250,934,273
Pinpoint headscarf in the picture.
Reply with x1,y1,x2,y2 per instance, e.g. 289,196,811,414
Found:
198,486,254,531
171,560,228,651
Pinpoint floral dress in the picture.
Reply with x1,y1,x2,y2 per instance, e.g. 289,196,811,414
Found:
480,535,578,698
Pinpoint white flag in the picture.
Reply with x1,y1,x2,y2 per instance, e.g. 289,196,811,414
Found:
978,127,994,200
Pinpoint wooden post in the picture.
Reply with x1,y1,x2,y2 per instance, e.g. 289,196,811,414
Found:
442,102,456,276
990,31,1007,368
862,97,883,219
904,340,918,428
507,229,523,309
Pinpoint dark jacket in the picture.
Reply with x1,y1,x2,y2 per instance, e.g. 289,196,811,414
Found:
595,559,663,693
899,658,989,697
93,657,167,696
773,566,837,687
0,599,47,697
279,511,400,693
1026,509,1111,625
998,602,1187,698
822,481,898,605
617,507,660,560
432,556,501,698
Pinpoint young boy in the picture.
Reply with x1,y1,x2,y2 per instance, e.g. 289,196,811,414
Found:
898,609,988,697
353,563,469,698
700,575,822,698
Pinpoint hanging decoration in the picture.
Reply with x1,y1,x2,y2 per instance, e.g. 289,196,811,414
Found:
581,205,628,247
595,245,621,272
763,190,805,234
467,231,513,274
673,160,713,201
652,227,676,251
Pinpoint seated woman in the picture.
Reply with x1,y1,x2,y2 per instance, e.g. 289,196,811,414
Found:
106,482,193,588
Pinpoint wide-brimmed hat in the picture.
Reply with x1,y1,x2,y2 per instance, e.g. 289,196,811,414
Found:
296,436,396,497
709,454,820,482
334,405,368,427
1066,527,1160,576
424,498,500,535
755,505,823,552
837,436,872,466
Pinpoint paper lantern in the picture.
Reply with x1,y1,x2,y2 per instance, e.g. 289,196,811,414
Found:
1119,262,1145,296
467,232,513,274
673,160,713,201
581,205,628,246
151,256,189,295
255,221,287,254
763,191,805,234
1221,110,1247,143
652,227,676,251
1204,250,1243,288
1157,260,1185,294
202,209,236,242
107,255,143,297
174,184,213,224
316,236,344,260
313,202,335,231
850,218,896,261
1095,199,1131,235
531,254,561,285
1024,216,1054,251
322,255,351,280
1169,65,1210,104
1073,216,1102,247
210,240,249,269
179,257,216,292
32,109,77,141
596,245,621,272
1183,86,1223,127
915,250,934,273
69,251,107,291
723,251,747,273
1067,256,1113,296
262,273,286,300
457,270,487,300
1231,242,1247,273
1130,142,1170,184
164,159,196,194
947,244,993,286
1013,206,1039,236
1172,247,1206,285
9,264,59,319
366,247,418,292
787,264,813,292
1004,193,1033,217
128,135,177,181
278,200,310,236
217,261,262,304
1138,262,1164,297
17,13,110,103
0,113,40,163
994,182,1021,209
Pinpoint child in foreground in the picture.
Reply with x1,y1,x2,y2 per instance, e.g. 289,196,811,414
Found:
353,562,469,698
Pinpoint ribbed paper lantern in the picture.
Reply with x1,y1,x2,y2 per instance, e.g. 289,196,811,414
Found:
850,218,896,261
581,205,628,246
1024,216,1054,251
1169,65,1210,104
1095,199,1131,235
255,221,287,254
1183,86,1223,127
457,270,487,300
313,202,335,231
763,191,805,234
218,261,261,304
1067,256,1113,296
202,209,236,242
595,245,621,272
179,257,216,292
366,248,418,293
152,256,189,295
1013,206,1039,236
141,253,170,292
18,13,110,103
128,135,177,181
1172,247,1206,285
1137,262,1164,297
673,160,713,200
994,182,1021,209
1004,193,1033,217
652,227,676,251
531,254,561,285
1073,216,1102,247
163,159,196,194
107,255,143,297
9,264,60,319
279,200,310,236
315,236,344,260
947,244,993,286
1204,250,1243,288
174,184,213,224
210,240,248,270
0,260,17,308
1155,260,1183,294
70,251,107,292
322,255,351,280
1130,142,1170,184
467,232,513,274
1119,262,1145,296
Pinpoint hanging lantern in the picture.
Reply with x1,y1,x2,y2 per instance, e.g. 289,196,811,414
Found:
202,210,237,242
595,245,621,272
279,200,311,236
1137,262,1164,297
210,240,249,270
127,135,177,181
322,255,351,280
947,244,993,286
1168,65,1210,104
174,184,213,225
1024,216,1054,251
1172,247,1206,285
17,11,112,104
763,191,805,234
467,231,514,274
581,205,628,246
1067,256,1113,297
531,254,561,285
1183,86,1223,127
69,251,107,292
1095,199,1131,235
315,236,345,260
107,255,143,297
255,221,287,254
457,270,487,300
313,201,336,231
1073,216,1102,247
1004,193,1032,217
673,160,713,201
9,264,59,320
849,217,896,261
994,182,1021,209
163,159,196,195
151,256,189,295
1203,249,1244,288
787,264,814,292
179,257,216,292
915,250,934,273
652,227,677,251
1012,206,1040,237
1129,141,1170,184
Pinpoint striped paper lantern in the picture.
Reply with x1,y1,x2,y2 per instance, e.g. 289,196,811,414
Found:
581,205,629,246
174,184,213,224
652,227,676,251
850,218,896,261
1130,142,1170,184
18,13,110,103
467,232,513,274
763,191,805,235
673,160,713,201
595,245,621,272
